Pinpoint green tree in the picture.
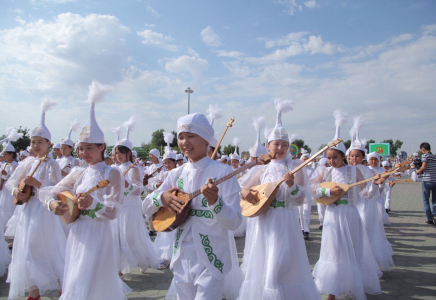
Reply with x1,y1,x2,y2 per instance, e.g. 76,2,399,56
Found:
150,129,177,148
293,139,311,154
343,139,351,150
381,139,403,156
0,126,31,152
318,143,327,151
223,144,235,155
365,139,375,152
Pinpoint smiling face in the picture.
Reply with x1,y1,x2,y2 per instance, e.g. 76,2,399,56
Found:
326,149,346,169
163,158,176,171
369,157,379,168
177,132,208,163
60,144,73,157
30,136,51,157
115,148,128,164
3,152,13,163
267,140,289,160
149,154,159,164
53,148,62,158
231,159,239,169
78,143,105,165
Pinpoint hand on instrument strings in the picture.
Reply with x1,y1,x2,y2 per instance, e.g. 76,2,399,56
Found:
77,194,93,210
201,178,219,206
156,181,163,188
162,187,185,215
14,189,26,201
284,172,295,188
1,170,6,176
241,188,259,204
49,200,69,216
24,176,42,189
330,185,344,196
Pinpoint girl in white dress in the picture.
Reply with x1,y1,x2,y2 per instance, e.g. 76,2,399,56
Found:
6,98,66,300
0,128,22,227
59,119,81,177
40,81,131,300
112,116,158,275
311,110,383,300
238,99,320,300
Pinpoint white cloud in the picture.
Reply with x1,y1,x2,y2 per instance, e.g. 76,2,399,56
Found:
274,0,302,15
245,43,304,64
214,50,244,58
9,9,23,14
303,35,340,54
304,0,320,8
389,33,413,45
146,5,160,17
165,55,208,82
30,0,76,4
14,16,26,25
144,23,155,27
422,24,436,36
222,61,251,77
0,13,130,93
200,26,222,47
137,29,179,51
260,31,310,48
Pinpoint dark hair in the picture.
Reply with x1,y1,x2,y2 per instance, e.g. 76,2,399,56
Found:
115,145,133,163
95,143,107,161
328,148,348,165
6,151,17,160
64,145,75,158
420,142,431,151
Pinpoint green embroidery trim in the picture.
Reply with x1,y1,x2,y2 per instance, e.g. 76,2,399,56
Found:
123,184,134,196
129,185,133,191
80,202,104,219
334,199,348,206
290,185,300,196
270,199,285,209
177,178,184,191
189,209,214,219
123,191,129,196
321,187,327,198
174,228,184,254
199,233,224,273
152,192,159,207
213,198,223,214
201,198,208,207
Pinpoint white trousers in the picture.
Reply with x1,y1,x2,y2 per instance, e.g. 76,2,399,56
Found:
298,202,311,232
317,203,326,225
173,242,223,300
385,186,392,210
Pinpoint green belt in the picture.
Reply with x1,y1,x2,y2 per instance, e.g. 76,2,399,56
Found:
270,199,285,209
334,199,348,206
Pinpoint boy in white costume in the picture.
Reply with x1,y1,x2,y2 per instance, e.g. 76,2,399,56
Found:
299,152,314,240
143,113,242,299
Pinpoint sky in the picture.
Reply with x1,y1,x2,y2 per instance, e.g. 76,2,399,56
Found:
0,0,435,155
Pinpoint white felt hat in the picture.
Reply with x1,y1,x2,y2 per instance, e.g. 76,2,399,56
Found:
367,151,380,161
249,116,268,157
31,97,57,140
177,113,214,145
0,128,22,153
116,116,136,150
149,148,160,158
61,119,80,147
53,143,61,149
176,153,183,160
349,116,366,152
267,99,293,143
163,131,177,160
78,81,111,144
330,110,347,154
229,137,240,160
207,104,223,148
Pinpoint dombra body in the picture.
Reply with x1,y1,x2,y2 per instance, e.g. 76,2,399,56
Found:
57,179,110,224
14,155,47,205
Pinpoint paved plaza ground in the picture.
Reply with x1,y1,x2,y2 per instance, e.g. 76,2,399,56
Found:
1,181,435,299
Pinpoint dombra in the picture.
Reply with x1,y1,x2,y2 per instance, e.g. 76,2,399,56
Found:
152,151,276,232
241,138,343,217
57,180,110,224
14,155,47,205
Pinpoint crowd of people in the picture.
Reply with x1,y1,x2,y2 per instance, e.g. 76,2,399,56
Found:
0,80,429,300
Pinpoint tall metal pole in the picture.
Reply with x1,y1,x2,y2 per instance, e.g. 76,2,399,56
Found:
185,87,194,114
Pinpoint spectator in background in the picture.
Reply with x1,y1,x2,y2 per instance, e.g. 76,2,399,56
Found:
416,142,436,225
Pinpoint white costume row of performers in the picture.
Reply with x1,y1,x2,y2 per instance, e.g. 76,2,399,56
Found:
143,156,244,300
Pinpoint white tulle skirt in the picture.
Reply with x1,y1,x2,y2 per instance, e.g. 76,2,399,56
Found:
0,187,16,228
313,204,382,299
357,199,394,270
112,196,158,273
154,231,176,261
61,218,131,300
0,216,10,277
240,217,258,275
7,197,66,299
5,205,24,239
238,207,321,300
233,216,247,237
378,196,391,225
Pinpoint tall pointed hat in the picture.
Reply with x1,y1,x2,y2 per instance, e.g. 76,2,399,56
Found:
330,110,347,154
116,116,136,150
31,96,57,140
61,119,80,147
267,98,293,143
249,116,268,157
206,104,222,148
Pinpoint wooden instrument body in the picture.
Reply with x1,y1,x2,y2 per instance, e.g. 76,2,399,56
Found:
57,191,80,224
316,182,350,205
14,178,33,205
152,190,192,232
240,181,281,217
